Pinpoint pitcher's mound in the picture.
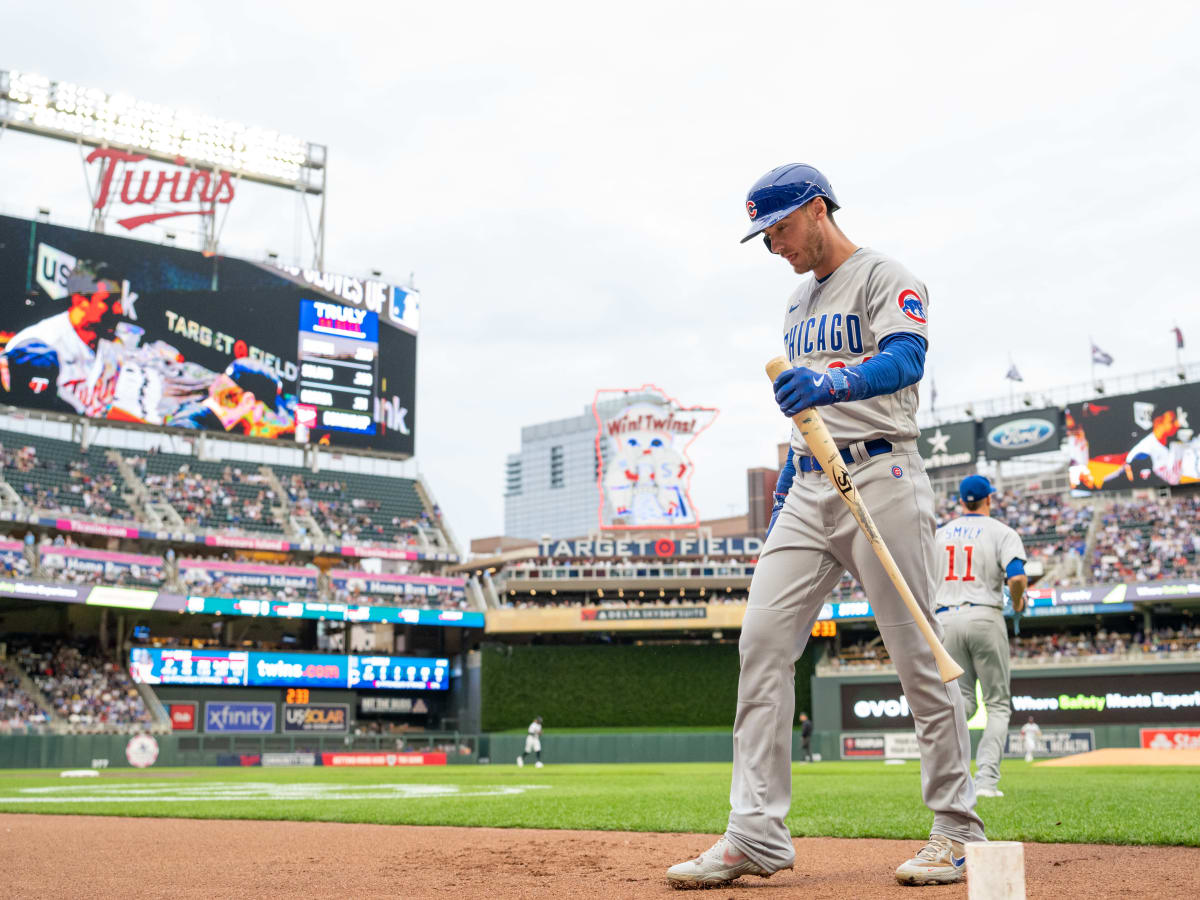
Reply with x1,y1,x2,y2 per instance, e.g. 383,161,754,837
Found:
1036,748,1200,767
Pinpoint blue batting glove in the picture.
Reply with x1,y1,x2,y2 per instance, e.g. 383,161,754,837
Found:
773,365,850,417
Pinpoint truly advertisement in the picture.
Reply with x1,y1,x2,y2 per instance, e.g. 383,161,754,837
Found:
841,673,1200,729
593,385,718,529
0,214,416,455
282,703,349,733
1064,383,1200,493
129,648,449,691
918,420,976,469
980,409,1062,461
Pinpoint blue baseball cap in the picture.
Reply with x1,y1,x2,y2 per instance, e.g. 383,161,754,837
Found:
959,475,996,503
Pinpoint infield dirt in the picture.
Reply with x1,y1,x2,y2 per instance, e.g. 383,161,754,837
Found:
5,814,1199,899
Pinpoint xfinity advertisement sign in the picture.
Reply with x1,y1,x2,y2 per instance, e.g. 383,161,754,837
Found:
841,672,1200,729
204,702,276,733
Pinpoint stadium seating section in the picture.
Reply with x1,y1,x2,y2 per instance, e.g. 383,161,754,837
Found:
0,427,443,551
9,641,152,733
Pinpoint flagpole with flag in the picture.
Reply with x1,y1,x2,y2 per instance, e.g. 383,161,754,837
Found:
1004,358,1023,407
1172,324,1185,372
1090,338,1114,390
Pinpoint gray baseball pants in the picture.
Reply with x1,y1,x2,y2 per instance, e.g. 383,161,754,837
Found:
939,605,1011,790
725,444,985,873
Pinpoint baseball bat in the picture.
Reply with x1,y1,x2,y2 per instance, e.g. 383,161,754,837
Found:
765,356,963,683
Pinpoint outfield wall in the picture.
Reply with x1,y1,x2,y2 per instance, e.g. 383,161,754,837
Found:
0,722,1184,768
479,643,816,731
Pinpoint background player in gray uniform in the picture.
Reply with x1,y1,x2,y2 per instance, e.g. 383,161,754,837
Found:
935,474,1028,798
516,716,543,768
668,164,984,889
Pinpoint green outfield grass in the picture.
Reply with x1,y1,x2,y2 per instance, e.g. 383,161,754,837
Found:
0,761,1195,846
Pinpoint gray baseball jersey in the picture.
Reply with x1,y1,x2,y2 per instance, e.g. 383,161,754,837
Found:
935,515,1026,610
781,247,930,450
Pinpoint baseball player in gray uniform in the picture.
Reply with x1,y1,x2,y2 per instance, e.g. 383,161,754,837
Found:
935,474,1028,798
668,164,984,889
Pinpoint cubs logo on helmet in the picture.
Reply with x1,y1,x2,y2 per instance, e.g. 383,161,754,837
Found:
746,200,757,219
897,289,926,324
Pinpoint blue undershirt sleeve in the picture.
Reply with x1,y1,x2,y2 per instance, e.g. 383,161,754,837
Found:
1005,558,1026,579
774,446,796,502
828,332,926,402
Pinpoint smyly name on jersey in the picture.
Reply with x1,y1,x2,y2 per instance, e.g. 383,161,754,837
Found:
784,313,865,364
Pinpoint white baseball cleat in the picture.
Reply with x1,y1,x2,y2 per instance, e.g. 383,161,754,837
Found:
535,761,544,768
894,834,966,885
516,756,524,767
666,836,779,889
976,786,1005,798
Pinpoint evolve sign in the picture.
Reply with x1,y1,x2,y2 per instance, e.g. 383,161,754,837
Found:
86,147,235,230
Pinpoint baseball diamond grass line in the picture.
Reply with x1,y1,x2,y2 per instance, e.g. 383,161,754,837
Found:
0,762,1195,846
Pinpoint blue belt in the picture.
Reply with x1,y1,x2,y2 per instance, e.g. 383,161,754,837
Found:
796,438,892,474
936,602,981,614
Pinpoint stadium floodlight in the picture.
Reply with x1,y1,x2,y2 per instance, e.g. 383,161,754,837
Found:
0,69,325,193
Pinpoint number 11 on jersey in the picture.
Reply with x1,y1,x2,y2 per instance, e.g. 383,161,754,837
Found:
944,545,976,582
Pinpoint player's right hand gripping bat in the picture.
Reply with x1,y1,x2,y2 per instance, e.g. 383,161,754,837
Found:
765,356,964,683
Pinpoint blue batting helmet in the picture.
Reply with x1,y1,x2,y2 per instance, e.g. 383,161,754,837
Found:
740,164,839,244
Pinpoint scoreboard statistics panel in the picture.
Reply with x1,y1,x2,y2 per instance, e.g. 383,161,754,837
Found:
296,299,380,437
348,655,448,690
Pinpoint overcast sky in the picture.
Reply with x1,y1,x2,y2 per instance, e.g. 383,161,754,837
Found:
2,1,1198,543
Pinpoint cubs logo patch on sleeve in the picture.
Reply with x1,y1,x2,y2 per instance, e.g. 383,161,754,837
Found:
898,289,927,324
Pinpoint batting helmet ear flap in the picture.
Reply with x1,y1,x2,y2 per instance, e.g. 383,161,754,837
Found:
762,234,773,253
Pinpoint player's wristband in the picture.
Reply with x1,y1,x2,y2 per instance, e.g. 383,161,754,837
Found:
826,367,851,402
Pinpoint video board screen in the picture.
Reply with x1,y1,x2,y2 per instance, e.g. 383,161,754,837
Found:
129,648,449,690
0,214,415,455
1065,384,1200,493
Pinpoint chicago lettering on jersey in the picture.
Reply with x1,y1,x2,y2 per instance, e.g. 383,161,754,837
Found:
784,313,864,362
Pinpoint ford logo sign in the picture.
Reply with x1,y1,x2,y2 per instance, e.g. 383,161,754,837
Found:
987,418,1055,450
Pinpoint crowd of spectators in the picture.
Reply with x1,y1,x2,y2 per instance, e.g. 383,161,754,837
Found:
825,624,1200,669
1010,625,1200,661
179,567,317,605
0,663,49,733
1090,494,1200,583
0,443,129,520
16,642,153,732
335,582,469,611
141,461,274,532
500,591,748,610
286,473,423,545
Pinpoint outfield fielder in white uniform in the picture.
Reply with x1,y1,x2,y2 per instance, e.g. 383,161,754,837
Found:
516,716,543,768
935,474,1028,798
668,164,984,889
1021,717,1042,762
